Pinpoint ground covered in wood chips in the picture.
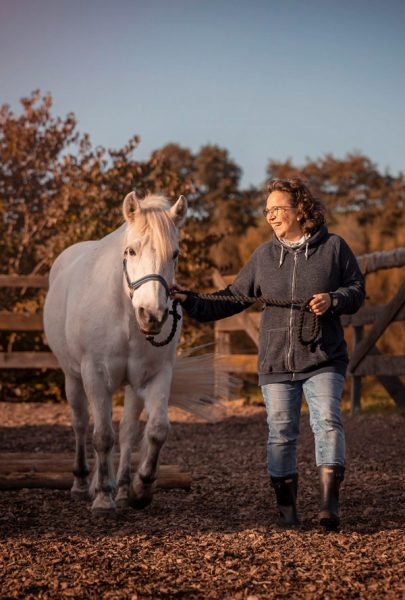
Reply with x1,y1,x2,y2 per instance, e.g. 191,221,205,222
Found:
0,401,404,599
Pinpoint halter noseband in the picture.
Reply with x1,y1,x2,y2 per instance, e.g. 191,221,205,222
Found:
123,257,171,300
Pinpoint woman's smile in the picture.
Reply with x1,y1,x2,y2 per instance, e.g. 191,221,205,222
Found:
266,190,303,241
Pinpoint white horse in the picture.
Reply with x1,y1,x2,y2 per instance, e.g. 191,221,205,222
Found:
44,191,189,515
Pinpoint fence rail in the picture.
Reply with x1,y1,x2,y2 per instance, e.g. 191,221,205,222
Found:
0,275,49,288
0,352,58,369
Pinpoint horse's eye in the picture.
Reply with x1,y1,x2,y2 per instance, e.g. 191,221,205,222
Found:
173,250,179,260
128,248,136,257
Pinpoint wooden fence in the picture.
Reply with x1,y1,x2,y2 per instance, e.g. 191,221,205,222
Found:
0,274,57,369
1,247,405,413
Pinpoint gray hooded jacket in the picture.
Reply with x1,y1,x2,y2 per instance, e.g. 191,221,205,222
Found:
182,226,365,384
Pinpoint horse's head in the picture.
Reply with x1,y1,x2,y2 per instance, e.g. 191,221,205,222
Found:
122,191,187,335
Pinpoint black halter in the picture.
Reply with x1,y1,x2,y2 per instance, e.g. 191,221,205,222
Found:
122,256,181,348
123,258,171,300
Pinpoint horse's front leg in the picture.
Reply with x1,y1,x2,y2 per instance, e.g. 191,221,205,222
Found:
130,368,172,509
115,385,144,509
82,365,116,515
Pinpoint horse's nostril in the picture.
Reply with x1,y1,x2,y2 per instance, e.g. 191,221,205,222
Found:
139,307,158,324
163,308,169,321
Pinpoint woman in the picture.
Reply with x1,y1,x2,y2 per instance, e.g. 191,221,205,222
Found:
173,178,365,530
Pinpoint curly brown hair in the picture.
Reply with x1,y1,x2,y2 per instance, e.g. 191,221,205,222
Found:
267,177,326,234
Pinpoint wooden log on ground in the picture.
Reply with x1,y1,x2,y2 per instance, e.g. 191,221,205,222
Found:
0,466,191,491
0,474,73,490
0,452,143,473
0,453,191,491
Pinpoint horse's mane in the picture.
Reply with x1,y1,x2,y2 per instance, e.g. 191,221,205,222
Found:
128,193,178,259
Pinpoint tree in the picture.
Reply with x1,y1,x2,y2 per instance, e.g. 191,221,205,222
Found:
2,93,100,279
193,145,259,273
0,92,141,400
0,93,259,398
266,153,405,253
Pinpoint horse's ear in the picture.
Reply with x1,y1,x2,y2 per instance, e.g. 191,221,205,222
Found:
123,192,141,223
169,195,187,227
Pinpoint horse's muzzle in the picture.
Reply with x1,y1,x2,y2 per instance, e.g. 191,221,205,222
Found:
137,306,169,335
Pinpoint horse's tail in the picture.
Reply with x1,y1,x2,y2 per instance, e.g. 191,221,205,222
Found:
169,351,238,422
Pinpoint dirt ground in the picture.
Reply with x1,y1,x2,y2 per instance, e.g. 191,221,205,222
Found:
0,401,404,599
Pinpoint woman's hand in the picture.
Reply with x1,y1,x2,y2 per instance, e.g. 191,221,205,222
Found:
170,283,187,303
309,293,331,316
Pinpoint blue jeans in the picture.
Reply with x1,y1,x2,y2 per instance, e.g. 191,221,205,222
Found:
261,372,345,478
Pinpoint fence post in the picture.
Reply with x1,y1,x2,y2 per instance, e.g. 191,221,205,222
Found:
350,325,364,414
215,326,231,399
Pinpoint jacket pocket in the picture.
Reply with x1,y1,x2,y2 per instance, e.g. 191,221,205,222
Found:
293,326,328,372
258,327,289,374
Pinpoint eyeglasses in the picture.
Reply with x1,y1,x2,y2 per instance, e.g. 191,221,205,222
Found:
263,206,295,218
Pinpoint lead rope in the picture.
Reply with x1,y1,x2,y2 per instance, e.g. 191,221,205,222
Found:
146,290,320,349
145,300,182,347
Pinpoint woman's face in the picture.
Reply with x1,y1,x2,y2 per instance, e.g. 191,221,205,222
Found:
265,190,303,241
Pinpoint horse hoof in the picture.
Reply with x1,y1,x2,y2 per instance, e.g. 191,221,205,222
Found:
130,473,155,509
129,484,154,510
115,486,130,510
71,479,90,501
91,492,116,516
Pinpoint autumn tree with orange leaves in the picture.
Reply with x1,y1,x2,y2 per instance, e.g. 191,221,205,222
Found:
0,90,404,402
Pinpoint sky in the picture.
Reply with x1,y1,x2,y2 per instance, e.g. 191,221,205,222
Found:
1,0,404,188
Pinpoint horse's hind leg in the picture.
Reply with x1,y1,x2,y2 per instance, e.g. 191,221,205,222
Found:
82,365,116,515
65,375,90,500
130,370,171,509
115,385,144,508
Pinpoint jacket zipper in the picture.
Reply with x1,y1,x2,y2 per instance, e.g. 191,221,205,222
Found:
287,252,298,372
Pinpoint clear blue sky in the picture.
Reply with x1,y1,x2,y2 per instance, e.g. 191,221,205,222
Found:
1,0,404,188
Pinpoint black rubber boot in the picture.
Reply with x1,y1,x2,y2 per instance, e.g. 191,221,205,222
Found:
318,465,345,531
270,474,300,529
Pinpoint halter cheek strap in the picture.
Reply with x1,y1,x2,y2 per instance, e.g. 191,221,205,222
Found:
123,258,171,299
